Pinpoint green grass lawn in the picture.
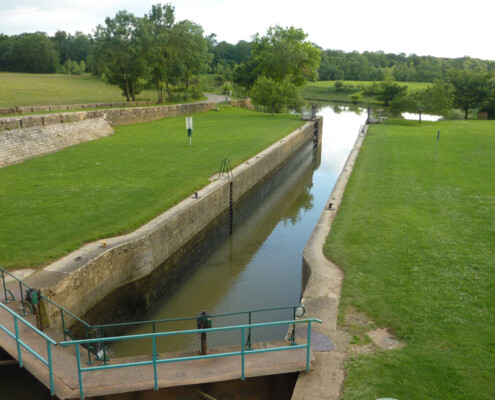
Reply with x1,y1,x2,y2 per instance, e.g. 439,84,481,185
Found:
301,80,430,103
0,72,157,107
0,106,304,269
324,119,495,399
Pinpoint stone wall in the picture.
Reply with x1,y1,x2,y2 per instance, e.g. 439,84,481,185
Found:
41,117,323,328
0,101,155,116
0,118,114,168
0,102,216,131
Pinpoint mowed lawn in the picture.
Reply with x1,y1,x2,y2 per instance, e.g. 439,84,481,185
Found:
0,72,157,107
325,119,495,399
0,106,304,269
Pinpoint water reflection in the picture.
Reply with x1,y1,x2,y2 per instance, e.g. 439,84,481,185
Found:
111,104,366,357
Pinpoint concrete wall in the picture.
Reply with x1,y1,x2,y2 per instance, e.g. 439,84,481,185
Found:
41,117,323,328
0,118,114,168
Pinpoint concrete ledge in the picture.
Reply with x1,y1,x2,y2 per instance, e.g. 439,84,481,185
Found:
291,125,368,400
24,118,322,329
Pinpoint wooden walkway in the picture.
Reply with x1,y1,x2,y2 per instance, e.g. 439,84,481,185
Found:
0,299,314,399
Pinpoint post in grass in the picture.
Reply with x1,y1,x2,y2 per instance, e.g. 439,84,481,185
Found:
434,130,440,161
186,117,193,146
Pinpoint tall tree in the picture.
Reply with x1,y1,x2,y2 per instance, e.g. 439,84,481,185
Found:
10,32,59,73
146,3,175,103
447,68,493,119
90,11,150,101
251,25,320,87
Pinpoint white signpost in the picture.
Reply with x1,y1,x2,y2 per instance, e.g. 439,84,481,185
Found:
186,117,193,146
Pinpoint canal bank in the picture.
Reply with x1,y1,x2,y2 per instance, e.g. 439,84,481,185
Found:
21,117,322,331
292,123,368,400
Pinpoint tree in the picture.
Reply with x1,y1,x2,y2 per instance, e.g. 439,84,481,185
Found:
146,3,175,103
251,25,320,87
447,68,493,119
169,20,212,88
376,78,408,106
251,76,302,115
90,11,150,101
10,32,59,73
391,82,453,122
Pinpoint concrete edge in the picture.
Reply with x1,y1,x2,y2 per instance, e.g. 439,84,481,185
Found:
291,125,368,400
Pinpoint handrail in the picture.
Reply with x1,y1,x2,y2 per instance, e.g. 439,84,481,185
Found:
0,268,92,341
0,302,57,396
61,318,322,400
93,304,305,353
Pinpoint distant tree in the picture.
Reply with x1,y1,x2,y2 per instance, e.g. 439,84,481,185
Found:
146,3,175,103
251,76,302,115
447,68,493,119
169,20,212,88
376,78,408,106
391,82,453,122
251,25,321,87
10,32,59,73
90,11,150,101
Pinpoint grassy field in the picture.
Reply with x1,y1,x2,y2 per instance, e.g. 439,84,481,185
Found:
0,106,305,269
301,80,430,103
324,119,495,399
0,72,159,107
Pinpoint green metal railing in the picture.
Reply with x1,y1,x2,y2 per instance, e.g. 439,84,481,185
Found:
93,304,305,350
61,318,321,400
1,267,99,363
0,302,57,396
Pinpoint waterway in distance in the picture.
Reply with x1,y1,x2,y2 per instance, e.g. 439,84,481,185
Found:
111,103,367,357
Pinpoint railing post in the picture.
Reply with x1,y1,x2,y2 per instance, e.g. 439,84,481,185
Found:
85,326,93,365
47,341,55,396
61,310,67,341
246,311,252,350
14,317,23,367
75,345,85,400
306,321,312,372
152,336,158,391
241,327,245,381
1,269,8,303
19,282,26,316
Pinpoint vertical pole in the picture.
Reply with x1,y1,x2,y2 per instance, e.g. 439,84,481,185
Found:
435,130,440,162
152,336,158,391
1,269,8,303
75,345,85,400
14,317,23,367
61,311,66,341
200,330,207,355
306,321,312,372
152,322,159,357
85,327,93,365
246,312,252,350
241,328,245,381
19,282,26,316
47,341,55,396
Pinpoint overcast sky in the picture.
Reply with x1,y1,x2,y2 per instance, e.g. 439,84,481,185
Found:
1,0,493,61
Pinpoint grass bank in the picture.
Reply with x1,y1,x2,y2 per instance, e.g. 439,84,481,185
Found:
325,119,495,399
301,80,430,103
0,72,160,107
0,106,305,269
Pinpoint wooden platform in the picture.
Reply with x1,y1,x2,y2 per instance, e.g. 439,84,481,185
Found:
0,301,314,399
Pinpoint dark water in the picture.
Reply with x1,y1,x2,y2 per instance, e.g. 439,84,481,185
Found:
1,104,366,396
